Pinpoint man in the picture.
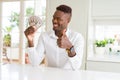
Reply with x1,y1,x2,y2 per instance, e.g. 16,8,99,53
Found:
24,4,84,70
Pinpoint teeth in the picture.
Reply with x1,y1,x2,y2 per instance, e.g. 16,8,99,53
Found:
54,24,58,27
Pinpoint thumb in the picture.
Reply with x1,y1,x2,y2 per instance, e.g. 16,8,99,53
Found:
62,29,67,37
32,26,37,32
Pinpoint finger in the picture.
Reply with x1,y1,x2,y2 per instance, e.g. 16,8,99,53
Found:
32,26,37,31
57,38,61,44
28,27,35,34
57,38,62,47
62,29,66,35
24,26,36,35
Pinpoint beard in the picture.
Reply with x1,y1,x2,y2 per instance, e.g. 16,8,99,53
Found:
54,29,63,37
53,26,66,37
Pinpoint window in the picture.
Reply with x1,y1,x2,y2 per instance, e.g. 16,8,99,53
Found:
0,0,46,64
87,0,120,62
88,19,120,61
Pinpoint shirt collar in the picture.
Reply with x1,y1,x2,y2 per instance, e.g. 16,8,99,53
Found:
49,28,70,39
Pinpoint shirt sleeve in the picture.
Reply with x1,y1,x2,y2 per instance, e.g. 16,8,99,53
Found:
68,33,84,70
27,34,45,66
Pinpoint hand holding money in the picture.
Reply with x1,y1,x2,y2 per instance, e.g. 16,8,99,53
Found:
24,16,42,47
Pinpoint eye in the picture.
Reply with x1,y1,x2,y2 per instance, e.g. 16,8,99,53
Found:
52,18,57,22
57,18,63,21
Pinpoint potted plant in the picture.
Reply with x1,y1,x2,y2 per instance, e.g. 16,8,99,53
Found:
94,39,107,56
107,38,115,44
3,26,12,47
106,38,115,55
95,39,107,47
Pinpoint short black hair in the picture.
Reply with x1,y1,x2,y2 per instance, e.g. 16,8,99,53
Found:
56,5,72,14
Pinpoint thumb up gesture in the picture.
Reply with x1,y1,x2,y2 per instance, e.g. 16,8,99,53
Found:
57,29,72,49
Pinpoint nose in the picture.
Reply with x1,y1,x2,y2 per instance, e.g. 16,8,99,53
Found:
52,18,57,23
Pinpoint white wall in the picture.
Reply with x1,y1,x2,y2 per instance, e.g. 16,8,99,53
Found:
87,61,120,73
46,0,89,69
92,0,120,17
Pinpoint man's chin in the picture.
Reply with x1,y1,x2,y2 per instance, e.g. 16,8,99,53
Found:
53,27,57,31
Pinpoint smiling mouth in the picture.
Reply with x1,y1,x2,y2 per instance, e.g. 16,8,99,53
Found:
53,24,58,30
53,23,58,27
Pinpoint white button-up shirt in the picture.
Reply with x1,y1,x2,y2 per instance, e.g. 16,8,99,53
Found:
27,29,84,70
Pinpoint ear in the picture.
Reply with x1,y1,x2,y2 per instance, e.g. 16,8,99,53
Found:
67,17,71,23
67,14,71,23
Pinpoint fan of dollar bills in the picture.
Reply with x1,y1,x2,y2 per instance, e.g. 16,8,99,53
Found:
28,15,42,29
